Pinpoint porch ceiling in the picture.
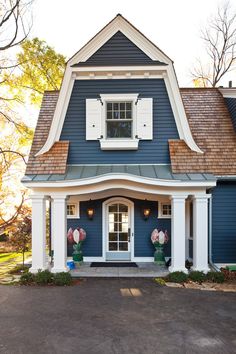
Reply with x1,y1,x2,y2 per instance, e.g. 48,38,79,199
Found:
23,164,216,183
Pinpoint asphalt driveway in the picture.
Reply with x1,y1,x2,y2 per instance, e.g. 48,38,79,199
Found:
0,278,235,354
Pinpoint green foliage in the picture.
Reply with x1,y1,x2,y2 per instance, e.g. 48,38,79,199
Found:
53,272,73,286
206,271,225,283
168,271,188,283
188,271,206,283
20,272,35,285
154,277,166,286
34,270,54,285
9,264,29,274
6,37,66,106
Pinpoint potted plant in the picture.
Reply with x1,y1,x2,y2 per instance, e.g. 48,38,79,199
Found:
67,227,86,263
151,229,168,265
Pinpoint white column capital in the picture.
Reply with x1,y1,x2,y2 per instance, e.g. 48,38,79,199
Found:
170,195,188,201
30,194,48,201
50,194,68,201
192,194,210,202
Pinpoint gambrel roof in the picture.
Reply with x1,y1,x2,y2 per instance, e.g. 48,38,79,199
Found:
25,88,236,177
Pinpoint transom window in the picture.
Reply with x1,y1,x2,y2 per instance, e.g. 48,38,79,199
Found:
106,101,132,138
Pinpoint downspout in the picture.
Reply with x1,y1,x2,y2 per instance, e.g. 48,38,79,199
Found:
208,193,220,272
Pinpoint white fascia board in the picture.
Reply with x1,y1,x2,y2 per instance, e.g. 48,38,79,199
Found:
68,16,171,66
22,173,216,189
72,65,168,72
219,88,236,98
164,66,203,153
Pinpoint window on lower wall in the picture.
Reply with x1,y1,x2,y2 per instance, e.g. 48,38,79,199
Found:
158,202,171,218
67,203,80,219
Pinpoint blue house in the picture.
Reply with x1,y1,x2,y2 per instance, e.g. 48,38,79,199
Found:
23,15,236,273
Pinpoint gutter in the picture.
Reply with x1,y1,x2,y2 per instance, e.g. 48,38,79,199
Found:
208,193,220,272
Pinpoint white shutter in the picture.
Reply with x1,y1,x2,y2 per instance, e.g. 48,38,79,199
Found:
86,99,102,140
136,98,153,140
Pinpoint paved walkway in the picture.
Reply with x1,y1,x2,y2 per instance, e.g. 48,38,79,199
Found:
0,278,235,354
70,262,169,277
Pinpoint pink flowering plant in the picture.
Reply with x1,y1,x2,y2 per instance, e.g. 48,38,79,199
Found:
67,227,86,262
151,229,168,265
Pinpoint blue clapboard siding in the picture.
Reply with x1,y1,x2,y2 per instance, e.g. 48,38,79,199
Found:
74,31,164,66
60,79,179,164
225,97,236,132
67,198,171,258
212,181,236,263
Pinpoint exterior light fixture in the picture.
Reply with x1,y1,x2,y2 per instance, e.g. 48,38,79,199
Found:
143,207,151,221
87,207,94,220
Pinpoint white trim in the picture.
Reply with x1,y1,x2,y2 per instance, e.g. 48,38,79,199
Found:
23,173,216,189
100,140,139,150
102,197,134,262
219,88,236,98
158,201,171,219
133,257,154,262
215,263,236,268
35,15,202,156
100,93,139,100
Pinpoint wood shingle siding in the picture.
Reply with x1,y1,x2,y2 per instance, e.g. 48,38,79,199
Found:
169,88,236,175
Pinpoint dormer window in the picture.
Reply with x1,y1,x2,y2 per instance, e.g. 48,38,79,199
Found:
86,93,153,150
106,102,133,139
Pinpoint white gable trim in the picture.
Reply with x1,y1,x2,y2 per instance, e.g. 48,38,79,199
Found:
35,15,202,156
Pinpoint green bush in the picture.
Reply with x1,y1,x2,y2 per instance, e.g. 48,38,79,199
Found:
206,271,225,283
189,271,206,283
9,264,29,275
20,272,35,285
167,271,188,283
35,270,54,285
154,277,166,286
53,272,72,286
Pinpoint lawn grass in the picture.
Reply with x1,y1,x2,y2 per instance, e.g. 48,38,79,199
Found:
0,252,31,264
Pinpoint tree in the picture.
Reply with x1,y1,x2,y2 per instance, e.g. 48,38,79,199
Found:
9,206,31,266
7,38,66,106
192,1,236,87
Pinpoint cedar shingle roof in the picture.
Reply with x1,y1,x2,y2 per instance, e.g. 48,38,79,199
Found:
169,88,236,175
25,91,69,175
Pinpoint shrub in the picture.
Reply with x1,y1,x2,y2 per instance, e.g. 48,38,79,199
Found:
206,271,225,283
53,272,72,286
35,270,54,285
189,271,206,283
220,268,236,281
9,264,29,275
20,272,35,285
154,277,166,286
168,271,188,283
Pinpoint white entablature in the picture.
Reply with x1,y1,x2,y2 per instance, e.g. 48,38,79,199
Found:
36,14,202,156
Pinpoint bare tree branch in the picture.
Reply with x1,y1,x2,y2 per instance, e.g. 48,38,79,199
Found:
192,1,236,87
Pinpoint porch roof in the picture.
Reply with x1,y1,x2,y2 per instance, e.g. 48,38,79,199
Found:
22,164,216,183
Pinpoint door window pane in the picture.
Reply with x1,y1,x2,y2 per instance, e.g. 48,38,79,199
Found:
119,242,128,251
119,233,128,241
109,233,118,241
109,242,118,251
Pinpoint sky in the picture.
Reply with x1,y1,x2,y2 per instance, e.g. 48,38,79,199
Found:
30,0,236,87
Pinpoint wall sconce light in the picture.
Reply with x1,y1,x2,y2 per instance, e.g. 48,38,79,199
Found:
143,207,151,221
87,207,95,220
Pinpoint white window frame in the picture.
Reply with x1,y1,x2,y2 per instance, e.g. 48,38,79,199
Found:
66,202,80,219
100,93,139,150
158,202,171,219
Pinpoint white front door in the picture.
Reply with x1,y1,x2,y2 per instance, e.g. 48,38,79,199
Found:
105,200,132,261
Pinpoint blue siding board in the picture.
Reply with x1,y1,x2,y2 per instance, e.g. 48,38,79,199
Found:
60,79,179,164
74,31,164,66
67,198,171,258
212,181,236,263
225,97,236,132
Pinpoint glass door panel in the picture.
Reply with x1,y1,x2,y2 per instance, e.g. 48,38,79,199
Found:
108,203,129,252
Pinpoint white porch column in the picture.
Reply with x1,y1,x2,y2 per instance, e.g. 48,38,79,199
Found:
169,195,187,273
192,195,209,272
51,195,69,273
30,195,47,273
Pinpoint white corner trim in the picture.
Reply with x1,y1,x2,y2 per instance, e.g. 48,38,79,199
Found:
35,15,202,156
